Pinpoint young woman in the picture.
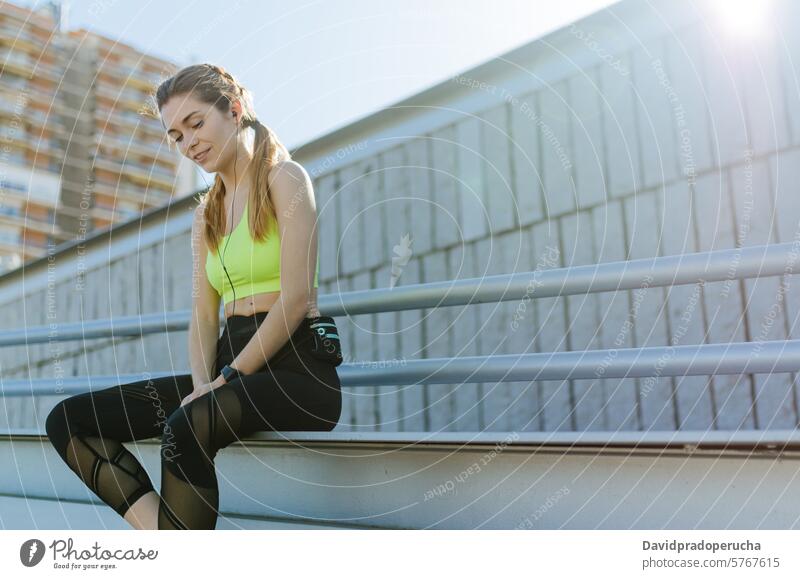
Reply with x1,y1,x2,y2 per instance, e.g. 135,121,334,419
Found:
45,63,343,530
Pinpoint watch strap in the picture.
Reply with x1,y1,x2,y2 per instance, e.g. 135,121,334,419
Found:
220,364,244,383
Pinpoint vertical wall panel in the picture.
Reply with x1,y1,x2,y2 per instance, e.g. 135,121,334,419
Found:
449,242,483,431
531,221,571,431
456,116,488,242
480,103,516,232
730,159,795,428
659,180,713,429
431,124,461,249
665,25,714,177
561,211,605,431
315,173,339,281
625,190,675,429
693,170,753,429
592,200,638,430
396,257,426,431
350,270,377,431
538,80,575,217
569,67,607,209
633,37,681,189
600,52,641,199
510,91,545,226
405,138,435,256
338,162,365,276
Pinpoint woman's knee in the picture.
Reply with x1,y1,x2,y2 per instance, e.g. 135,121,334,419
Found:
162,396,234,464
162,406,198,459
160,404,221,487
45,397,86,446
45,401,70,451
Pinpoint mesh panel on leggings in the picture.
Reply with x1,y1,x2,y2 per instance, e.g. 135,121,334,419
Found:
63,433,155,518
158,386,242,530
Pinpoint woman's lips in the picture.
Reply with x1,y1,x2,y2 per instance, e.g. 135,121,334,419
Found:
194,148,210,163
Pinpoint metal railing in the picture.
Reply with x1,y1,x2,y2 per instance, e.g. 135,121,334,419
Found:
1,241,799,401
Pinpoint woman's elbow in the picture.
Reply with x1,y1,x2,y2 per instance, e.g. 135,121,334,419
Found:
191,292,221,324
280,289,311,315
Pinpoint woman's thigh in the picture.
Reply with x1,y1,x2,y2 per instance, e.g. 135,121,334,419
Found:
221,365,342,433
54,374,194,442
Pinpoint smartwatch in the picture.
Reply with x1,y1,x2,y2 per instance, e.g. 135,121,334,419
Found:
219,364,244,383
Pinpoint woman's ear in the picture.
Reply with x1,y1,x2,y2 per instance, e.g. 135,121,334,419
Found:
230,99,243,124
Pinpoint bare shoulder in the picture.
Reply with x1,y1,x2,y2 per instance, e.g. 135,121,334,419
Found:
268,161,314,218
268,159,311,189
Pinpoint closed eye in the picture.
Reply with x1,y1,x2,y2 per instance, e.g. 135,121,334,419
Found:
172,120,203,143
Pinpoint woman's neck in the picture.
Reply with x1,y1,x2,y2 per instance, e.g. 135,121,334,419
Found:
219,145,257,196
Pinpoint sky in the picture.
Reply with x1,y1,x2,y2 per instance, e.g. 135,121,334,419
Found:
26,0,618,152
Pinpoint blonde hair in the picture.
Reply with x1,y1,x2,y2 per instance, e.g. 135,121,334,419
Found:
154,63,291,253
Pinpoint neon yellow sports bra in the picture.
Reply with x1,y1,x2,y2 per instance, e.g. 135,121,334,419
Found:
205,199,319,304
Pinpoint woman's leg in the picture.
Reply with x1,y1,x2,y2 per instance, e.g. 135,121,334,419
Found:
44,374,194,523
157,365,341,530
124,489,160,530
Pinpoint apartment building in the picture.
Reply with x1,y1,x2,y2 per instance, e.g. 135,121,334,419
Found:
0,0,196,273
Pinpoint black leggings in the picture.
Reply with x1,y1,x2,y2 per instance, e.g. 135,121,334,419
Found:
45,312,342,530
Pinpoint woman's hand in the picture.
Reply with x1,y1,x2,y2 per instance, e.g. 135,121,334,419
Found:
180,374,227,407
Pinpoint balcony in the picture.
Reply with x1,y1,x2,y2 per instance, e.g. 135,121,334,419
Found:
0,206,67,239
91,188,171,219
96,106,165,139
98,61,163,93
93,154,174,190
96,131,176,167
0,235,44,258
0,49,35,79
96,82,149,113
0,26,41,56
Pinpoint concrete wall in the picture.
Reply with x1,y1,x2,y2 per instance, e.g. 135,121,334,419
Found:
2,0,800,433
0,201,196,431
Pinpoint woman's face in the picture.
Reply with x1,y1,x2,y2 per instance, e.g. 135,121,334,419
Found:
161,92,239,172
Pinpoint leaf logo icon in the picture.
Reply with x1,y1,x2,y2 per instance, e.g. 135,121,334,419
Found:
390,233,413,288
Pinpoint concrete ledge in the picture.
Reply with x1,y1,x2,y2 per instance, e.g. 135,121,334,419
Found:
2,430,800,529
0,495,359,530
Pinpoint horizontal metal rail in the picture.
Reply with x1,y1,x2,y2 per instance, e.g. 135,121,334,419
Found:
3,339,798,397
0,242,796,346
5,428,800,451
1,241,797,402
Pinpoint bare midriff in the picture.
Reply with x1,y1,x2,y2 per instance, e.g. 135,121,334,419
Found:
223,286,320,320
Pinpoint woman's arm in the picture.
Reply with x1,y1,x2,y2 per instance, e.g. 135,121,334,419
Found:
187,203,222,387
227,160,319,375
